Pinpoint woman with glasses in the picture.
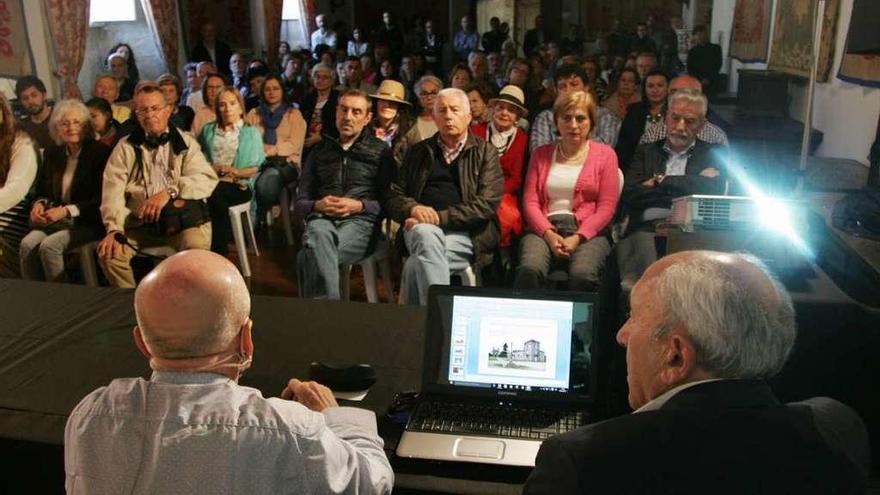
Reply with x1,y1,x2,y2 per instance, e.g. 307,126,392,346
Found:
299,63,340,152
19,99,109,281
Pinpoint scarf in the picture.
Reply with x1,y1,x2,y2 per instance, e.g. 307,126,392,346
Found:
259,102,289,145
489,121,517,156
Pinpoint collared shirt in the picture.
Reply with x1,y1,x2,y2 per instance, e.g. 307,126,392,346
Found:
311,28,337,49
640,119,729,146
529,106,622,153
635,379,724,412
438,134,467,164
64,371,393,494
663,140,695,177
145,140,173,198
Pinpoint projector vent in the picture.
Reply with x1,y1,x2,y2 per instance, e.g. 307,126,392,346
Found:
696,199,731,227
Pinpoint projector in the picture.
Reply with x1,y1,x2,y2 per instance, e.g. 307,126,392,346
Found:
669,195,806,232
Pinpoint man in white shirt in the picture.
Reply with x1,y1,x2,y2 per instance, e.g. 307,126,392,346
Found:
186,61,217,113
65,249,394,494
311,13,338,49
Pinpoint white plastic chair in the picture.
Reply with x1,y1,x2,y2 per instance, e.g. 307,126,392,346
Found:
229,201,260,277
265,185,295,246
339,237,396,303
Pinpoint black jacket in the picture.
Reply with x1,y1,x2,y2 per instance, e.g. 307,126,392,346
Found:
36,138,111,229
614,101,654,170
524,380,869,495
385,132,503,267
295,129,395,224
299,89,340,142
190,41,233,76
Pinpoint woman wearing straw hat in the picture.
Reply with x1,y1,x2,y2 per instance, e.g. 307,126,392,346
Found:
369,79,414,166
472,85,528,255
515,90,620,291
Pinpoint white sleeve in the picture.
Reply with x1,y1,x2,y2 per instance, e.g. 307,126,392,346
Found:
0,135,38,213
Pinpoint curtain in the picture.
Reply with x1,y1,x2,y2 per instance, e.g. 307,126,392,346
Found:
142,0,180,75
300,0,315,48
263,0,283,67
44,0,90,98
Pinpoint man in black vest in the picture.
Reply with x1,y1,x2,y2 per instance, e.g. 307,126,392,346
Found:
525,250,870,494
294,89,395,299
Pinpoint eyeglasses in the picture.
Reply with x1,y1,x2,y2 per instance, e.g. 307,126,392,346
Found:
136,105,167,116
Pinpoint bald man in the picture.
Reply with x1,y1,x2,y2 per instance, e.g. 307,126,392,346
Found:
639,75,729,146
65,251,393,494
524,251,870,494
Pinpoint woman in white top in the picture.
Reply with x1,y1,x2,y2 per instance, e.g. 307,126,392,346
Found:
20,99,111,282
0,93,38,277
347,28,371,58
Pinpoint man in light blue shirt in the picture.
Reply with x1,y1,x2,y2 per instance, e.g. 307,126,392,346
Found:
64,250,393,494
453,16,479,61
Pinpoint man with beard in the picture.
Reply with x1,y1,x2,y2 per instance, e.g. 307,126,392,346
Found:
616,89,726,292
14,76,54,150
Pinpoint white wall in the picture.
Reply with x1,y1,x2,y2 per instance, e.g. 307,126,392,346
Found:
714,0,880,165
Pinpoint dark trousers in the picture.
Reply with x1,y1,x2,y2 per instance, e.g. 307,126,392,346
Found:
209,181,252,255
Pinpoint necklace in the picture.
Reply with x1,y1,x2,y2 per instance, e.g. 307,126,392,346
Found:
556,141,590,163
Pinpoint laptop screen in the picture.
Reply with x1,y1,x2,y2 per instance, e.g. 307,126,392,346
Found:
426,287,596,401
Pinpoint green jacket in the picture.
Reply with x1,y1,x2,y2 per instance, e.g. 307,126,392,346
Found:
198,122,265,189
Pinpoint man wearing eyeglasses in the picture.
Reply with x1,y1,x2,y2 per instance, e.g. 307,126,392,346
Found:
616,89,726,293
97,82,218,288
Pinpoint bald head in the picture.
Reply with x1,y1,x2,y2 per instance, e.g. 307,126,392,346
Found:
669,75,702,94
135,251,251,359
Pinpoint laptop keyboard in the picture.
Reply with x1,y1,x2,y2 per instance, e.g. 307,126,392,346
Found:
407,400,586,440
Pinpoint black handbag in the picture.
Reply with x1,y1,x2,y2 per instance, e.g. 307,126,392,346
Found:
156,198,210,236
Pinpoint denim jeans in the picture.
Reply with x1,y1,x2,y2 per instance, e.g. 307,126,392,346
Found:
254,164,297,216
401,224,474,305
19,224,103,282
296,215,377,299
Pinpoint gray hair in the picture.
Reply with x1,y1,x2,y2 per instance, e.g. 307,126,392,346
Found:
468,50,487,65
667,88,707,118
414,75,443,97
311,62,335,80
655,253,796,379
49,99,93,145
435,88,471,114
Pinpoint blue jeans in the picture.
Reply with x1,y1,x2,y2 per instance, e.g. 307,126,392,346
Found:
254,165,297,216
296,215,376,299
402,224,474,305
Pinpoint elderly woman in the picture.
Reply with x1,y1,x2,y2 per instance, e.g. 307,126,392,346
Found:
19,99,109,282
615,69,669,169
300,63,341,150
0,94,38,277
514,91,619,291
368,79,414,166
191,73,226,136
245,74,306,220
465,81,495,126
400,75,442,149
603,67,641,120
85,97,121,148
472,85,528,250
198,88,265,256
157,73,195,132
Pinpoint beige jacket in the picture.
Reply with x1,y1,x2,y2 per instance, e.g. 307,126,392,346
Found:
100,127,218,234
245,107,307,165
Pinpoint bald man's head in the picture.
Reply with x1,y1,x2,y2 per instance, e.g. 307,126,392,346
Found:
135,251,251,359
669,75,702,94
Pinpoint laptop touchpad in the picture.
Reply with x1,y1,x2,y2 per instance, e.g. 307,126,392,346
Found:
453,438,505,460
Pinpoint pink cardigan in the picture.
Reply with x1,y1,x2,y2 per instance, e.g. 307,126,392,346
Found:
523,142,620,241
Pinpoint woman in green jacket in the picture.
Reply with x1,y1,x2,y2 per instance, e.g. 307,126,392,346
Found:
198,87,265,256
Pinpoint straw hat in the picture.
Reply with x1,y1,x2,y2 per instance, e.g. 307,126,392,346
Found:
488,85,528,117
369,79,412,106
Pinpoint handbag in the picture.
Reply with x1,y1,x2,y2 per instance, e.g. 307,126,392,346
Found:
156,198,210,236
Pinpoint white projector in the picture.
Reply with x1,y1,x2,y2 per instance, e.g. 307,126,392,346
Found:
669,195,806,233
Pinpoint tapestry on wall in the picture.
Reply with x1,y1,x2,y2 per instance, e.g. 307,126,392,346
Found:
0,0,34,77
729,0,772,63
837,0,880,88
180,0,252,52
768,0,841,82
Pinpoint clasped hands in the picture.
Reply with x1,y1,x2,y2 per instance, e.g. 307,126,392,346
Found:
280,378,338,412
29,202,69,226
543,229,582,258
315,195,364,217
640,167,720,187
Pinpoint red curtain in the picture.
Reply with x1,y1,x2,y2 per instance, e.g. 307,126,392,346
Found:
143,0,181,74
301,0,315,47
44,0,90,98
264,0,283,66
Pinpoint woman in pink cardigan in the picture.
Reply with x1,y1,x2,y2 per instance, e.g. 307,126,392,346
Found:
514,91,620,291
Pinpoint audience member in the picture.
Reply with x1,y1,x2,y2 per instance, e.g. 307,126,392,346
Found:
606,18,630,58
245,74,306,221
361,54,378,85
530,65,622,152
687,25,722,94
180,62,200,107
385,88,503,305
339,56,377,94
228,52,248,92
0,93,38,277
20,99,109,282
448,63,474,91
243,65,270,112
295,89,394,299
468,51,489,83
398,56,418,100
64,250,394,493
300,63,341,150
616,89,724,291
400,75,442,149
93,74,133,125
672,16,690,68
582,58,607,101
311,14,338,50
85,98,122,148
524,15,550,57
348,27,371,58
525,250,870,494
107,43,140,84
186,61,218,113
97,83,218,289
515,91,618,290
191,73,225,136
631,22,658,55
422,20,443,74
14,76,54,150
198,88,263,256
472,85,528,251
482,17,504,54
453,16,479,62
369,80,414,165
157,74,195,133
107,53,136,102
638,75,728,146
281,55,307,103
277,41,291,70
190,22,233,76
635,52,658,80
603,67,640,120
487,51,504,86
465,81,495,126
375,12,404,61
560,24,584,56
615,69,670,169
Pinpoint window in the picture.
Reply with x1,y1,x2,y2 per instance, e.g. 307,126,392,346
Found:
89,0,136,24
282,0,301,20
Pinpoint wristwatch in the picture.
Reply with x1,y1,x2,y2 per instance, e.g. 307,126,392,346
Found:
167,188,178,200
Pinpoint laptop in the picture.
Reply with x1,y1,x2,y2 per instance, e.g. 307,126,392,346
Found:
396,285,599,467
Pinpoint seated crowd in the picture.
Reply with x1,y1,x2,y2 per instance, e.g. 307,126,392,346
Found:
0,11,870,495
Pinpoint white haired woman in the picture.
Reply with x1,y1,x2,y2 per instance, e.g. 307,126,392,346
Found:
20,99,110,281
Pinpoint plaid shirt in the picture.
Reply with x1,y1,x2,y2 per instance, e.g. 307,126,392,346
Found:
640,120,729,146
529,106,622,153
438,134,467,164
